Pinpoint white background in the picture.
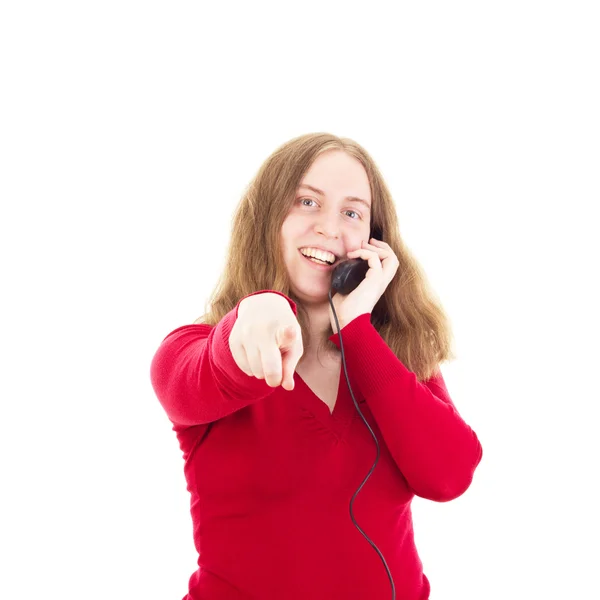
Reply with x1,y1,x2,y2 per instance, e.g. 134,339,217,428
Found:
1,1,598,598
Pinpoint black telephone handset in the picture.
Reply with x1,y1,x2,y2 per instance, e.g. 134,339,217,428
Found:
330,225,384,295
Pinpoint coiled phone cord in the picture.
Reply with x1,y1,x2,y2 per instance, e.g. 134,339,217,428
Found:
328,287,396,600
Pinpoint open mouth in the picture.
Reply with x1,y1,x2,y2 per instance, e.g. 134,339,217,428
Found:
298,249,336,269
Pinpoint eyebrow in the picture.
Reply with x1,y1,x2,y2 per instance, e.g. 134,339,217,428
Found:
298,183,371,212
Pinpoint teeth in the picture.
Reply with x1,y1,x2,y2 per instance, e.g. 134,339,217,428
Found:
300,248,335,264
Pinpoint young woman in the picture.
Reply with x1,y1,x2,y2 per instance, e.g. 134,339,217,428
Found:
150,132,483,599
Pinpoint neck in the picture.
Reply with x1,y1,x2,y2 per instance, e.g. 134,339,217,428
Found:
300,303,340,362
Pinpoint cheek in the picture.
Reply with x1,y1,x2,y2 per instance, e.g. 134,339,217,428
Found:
280,217,300,243
279,223,295,257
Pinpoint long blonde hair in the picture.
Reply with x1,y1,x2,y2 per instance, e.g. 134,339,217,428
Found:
195,132,455,382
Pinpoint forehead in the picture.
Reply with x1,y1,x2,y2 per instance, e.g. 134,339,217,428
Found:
302,151,369,188
298,151,371,207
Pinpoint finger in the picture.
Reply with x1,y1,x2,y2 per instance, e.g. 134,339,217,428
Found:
260,325,296,387
346,248,383,267
357,244,392,263
260,342,284,387
347,247,370,256
281,337,303,390
363,240,387,253
231,342,252,376
245,342,267,380
275,324,297,350
369,238,386,245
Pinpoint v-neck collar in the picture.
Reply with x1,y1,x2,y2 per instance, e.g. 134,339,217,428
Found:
293,366,357,439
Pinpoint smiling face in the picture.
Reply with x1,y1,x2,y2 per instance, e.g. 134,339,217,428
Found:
280,150,372,303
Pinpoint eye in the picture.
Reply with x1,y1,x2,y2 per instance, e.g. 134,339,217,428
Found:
298,198,361,220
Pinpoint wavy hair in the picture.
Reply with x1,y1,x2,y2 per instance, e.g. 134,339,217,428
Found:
194,132,456,382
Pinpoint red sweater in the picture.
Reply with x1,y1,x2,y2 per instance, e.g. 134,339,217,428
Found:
150,290,483,600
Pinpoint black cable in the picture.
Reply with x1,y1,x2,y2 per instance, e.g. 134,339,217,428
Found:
328,287,396,600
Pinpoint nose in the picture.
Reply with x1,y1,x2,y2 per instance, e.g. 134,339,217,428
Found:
314,209,341,239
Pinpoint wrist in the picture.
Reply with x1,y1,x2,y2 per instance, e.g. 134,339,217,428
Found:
330,314,349,335
331,311,370,334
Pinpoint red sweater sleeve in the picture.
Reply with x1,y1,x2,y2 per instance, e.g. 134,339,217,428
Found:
150,290,298,427
329,312,483,503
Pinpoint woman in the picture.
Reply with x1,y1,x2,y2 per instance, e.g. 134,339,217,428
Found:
150,132,483,599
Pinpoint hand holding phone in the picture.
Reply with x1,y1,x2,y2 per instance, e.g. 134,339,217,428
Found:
328,226,399,333
330,225,384,295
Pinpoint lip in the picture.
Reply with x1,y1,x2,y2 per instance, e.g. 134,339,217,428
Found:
298,245,339,259
298,249,336,270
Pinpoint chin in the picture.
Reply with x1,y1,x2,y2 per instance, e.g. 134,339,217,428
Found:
294,284,331,303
